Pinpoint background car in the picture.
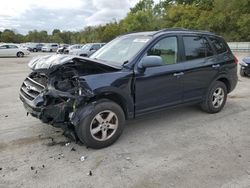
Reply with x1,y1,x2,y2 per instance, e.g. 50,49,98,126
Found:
240,57,250,77
42,43,59,52
56,44,70,54
65,44,84,54
25,43,44,52
0,44,30,57
69,43,105,57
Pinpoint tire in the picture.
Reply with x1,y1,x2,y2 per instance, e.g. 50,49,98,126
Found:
76,99,125,149
240,68,246,77
50,49,52,52
17,52,24,57
200,81,227,113
33,48,37,52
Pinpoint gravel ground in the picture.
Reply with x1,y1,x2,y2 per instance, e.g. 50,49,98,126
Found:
0,52,250,188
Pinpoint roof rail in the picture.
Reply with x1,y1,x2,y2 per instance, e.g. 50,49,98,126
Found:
154,28,213,35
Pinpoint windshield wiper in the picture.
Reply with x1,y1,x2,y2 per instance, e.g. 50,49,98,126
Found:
122,60,130,68
123,60,129,65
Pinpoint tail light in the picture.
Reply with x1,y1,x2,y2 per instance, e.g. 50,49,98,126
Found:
233,55,238,64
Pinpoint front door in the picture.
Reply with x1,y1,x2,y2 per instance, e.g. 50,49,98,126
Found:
135,36,185,115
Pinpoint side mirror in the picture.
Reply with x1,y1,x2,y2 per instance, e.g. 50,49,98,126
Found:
138,56,164,71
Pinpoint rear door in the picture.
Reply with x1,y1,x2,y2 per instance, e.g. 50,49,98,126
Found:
180,35,218,102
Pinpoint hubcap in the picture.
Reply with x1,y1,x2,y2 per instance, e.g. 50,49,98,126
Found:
90,110,118,141
212,87,225,108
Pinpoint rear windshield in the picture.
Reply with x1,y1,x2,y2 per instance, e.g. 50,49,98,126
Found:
209,36,227,54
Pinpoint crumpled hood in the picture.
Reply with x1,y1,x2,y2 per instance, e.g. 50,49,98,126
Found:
28,54,122,71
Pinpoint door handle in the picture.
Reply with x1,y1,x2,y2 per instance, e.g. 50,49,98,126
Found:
173,72,184,77
212,64,220,68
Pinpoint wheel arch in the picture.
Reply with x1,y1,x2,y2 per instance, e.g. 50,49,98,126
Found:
216,77,231,93
92,92,132,120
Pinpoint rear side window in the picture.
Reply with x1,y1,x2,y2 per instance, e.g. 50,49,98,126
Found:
208,36,227,54
8,45,18,49
0,45,8,49
183,36,213,61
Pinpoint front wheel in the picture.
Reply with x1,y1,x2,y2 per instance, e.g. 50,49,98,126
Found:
17,52,24,57
76,100,125,149
201,81,227,113
240,68,247,77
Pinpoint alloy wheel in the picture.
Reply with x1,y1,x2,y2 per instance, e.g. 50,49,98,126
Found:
90,110,118,141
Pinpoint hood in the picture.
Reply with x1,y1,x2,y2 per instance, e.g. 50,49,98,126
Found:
28,54,122,71
242,57,250,64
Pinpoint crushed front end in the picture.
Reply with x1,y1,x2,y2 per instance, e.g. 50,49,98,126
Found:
19,55,120,135
19,71,93,128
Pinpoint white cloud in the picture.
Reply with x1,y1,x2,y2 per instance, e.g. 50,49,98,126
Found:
0,0,159,34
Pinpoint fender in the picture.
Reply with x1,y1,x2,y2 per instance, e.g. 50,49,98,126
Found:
80,70,135,118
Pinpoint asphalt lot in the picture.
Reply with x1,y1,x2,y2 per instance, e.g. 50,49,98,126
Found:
0,52,250,188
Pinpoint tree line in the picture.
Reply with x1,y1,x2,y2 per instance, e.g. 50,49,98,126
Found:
0,0,249,44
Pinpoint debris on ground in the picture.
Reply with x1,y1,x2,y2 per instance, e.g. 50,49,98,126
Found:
46,140,70,147
88,170,93,176
58,153,64,159
238,154,242,158
42,165,45,168
5,115,8,118
30,166,35,170
0,167,2,170
71,147,76,151
80,156,87,161
126,157,131,161
65,142,70,146
35,170,38,174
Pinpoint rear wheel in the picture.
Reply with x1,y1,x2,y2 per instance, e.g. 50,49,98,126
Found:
76,100,125,149
33,48,37,52
17,52,24,57
201,81,227,113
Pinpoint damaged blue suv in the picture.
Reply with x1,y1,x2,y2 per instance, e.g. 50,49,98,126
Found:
20,28,238,148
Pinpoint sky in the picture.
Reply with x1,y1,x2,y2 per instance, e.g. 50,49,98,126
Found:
0,0,159,34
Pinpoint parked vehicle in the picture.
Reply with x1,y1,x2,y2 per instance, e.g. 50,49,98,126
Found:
19,28,238,149
0,44,30,57
42,44,59,52
26,43,44,52
65,44,83,54
240,57,250,77
56,44,70,54
69,43,105,57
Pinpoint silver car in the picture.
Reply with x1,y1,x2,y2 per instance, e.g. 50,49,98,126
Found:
0,44,30,57
69,43,105,57
42,44,59,52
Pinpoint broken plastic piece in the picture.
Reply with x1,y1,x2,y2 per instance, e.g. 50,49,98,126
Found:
88,170,93,176
65,142,70,146
80,156,87,161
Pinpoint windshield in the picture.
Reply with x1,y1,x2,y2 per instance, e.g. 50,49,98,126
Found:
90,35,151,66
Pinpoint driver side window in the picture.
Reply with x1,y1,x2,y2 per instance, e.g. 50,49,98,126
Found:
147,37,178,65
